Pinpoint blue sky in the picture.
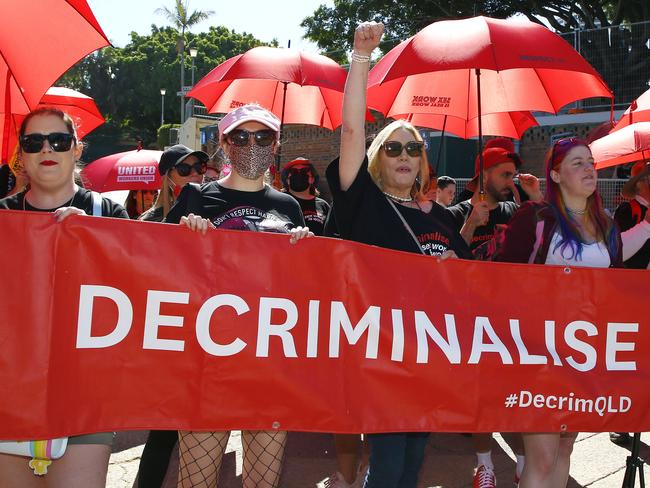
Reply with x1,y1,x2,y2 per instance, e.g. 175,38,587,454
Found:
87,0,334,52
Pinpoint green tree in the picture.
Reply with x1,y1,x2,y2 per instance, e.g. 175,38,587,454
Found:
301,0,650,62
57,25,268,159
155,0,215,123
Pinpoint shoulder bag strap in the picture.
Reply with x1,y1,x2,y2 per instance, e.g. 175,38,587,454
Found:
91,191,102,217
385,197,425,255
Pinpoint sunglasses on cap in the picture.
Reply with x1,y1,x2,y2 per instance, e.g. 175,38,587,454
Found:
174,161,207,177
382,140,424,158
550,137,583,167
19,132,75,153
227,129,276,147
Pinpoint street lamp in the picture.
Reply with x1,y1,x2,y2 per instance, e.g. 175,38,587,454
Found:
189,48,198,118
160,88,166,126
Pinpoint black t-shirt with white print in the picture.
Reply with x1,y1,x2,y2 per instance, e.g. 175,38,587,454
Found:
446,199,518,251
0,187,129,218
326,157,472,259
291,195,330,236
165,181,305,232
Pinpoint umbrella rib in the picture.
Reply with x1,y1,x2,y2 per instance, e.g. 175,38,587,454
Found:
529,68,556,114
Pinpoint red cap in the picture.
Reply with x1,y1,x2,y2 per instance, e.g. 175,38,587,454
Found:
484,137,515,153
473,147,521,176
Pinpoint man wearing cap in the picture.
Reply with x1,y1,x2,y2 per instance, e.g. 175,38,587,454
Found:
447,146,542,252
139,144,209,222
446,143,541,488
281,157,331,236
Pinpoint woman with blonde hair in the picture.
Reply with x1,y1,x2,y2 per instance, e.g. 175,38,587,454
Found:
325,21,471,488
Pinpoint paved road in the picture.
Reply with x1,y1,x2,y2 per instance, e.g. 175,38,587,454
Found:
107,431,649,487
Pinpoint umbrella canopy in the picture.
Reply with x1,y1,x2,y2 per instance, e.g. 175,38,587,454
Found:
367,16,612,193
591,122,650,170
612,87,650,132
0,0,109,163
81,149,163,192
393,111,537,140
368,16,611,118
187,46,349,130
0,86,104,159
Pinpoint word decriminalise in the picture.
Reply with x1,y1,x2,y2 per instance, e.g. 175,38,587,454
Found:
77,286,639,373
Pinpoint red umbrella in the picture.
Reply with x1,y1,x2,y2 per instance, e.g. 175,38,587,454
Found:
1,87,104,160
612,88,650,132
367,16,612,192
0,0,109,164
187,46,348,130
591,122,650,170
81,149,163,192
394,111,537,140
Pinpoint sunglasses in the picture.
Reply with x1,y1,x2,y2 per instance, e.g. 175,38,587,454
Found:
19,132,75,153
550,137,582,167
382,140,424,158
174,161,207,177
227,129,276,147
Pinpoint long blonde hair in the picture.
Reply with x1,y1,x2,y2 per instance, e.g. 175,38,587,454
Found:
149,175,175,218
367,120,430,200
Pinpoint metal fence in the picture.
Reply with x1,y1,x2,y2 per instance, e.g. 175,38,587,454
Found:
558,21,650,112
454,178,627,212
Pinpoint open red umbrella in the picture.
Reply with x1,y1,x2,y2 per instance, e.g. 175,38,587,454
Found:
367,16,612,192
591,122,650,170
81,149,163,192
0,0,109,164
612,88,650,132
187,46,348,130
0,86,104,160
394,110,537,140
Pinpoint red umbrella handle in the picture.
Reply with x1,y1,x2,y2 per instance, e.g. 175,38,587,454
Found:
2,70,12,165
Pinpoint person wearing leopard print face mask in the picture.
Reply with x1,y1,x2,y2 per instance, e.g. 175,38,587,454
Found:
165,104,312,488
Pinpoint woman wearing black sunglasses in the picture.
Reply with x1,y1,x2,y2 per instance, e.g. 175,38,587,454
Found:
0,107,127,486
324,22,472,488
165,104,311,488
139,144,209,222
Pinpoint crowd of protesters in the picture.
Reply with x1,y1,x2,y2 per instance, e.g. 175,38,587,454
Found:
1,19,649,488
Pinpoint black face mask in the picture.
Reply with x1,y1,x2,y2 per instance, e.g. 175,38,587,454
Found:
288,170,311,192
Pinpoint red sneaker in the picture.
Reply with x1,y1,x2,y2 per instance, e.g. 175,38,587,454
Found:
473,465,497,488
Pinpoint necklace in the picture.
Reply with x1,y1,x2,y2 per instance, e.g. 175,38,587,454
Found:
23,190,77,211
382,191,413,203
567,206,587,215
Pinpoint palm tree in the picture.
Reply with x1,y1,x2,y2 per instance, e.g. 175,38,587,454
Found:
155,0,214,123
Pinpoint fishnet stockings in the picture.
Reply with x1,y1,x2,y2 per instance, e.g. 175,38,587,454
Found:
176,430,287,488
241,430,287,488
177,431,229,488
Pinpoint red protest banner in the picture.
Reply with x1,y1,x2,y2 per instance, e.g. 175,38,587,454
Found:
0,210,648,440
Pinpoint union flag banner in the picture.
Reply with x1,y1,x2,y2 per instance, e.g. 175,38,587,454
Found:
0,210,648,440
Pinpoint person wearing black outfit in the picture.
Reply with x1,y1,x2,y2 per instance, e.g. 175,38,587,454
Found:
610,160,650,446
280,157,331,236
167,103,311,488
324,22,471,488
447,146,543,253
0,107,126,487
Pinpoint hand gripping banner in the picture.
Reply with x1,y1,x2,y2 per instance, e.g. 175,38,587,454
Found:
0,210,648,440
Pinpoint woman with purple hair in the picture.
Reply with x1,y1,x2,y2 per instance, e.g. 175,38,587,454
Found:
494,137,623,487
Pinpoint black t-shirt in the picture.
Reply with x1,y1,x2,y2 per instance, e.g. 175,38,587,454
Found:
0,188,129,218
447,199,518,251
326,157,472,259
290,195,330,236
165,182,305,233
614,199,650,269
